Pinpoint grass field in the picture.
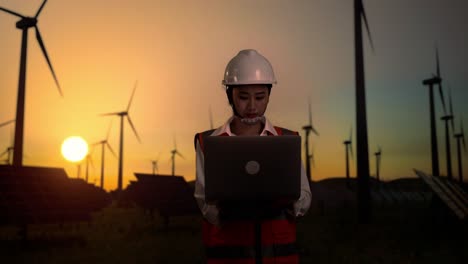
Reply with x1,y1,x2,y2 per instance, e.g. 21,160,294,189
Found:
0,201,466,264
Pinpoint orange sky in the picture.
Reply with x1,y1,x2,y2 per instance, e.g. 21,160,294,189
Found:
1,0,467,191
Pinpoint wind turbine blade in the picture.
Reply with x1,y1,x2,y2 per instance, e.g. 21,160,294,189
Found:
435,46,447,115
349,125,353,142
126,115,141,143
35,0,48,18
35,26,63,97
176,151,185,159
350,143,354,160
308,97,312,126
0,149,8,158
311,126,319,136
0,119,15,128
127,81,138,111
106,142,117,158
361,2,375,53
0,7,25,18
100,112,121,116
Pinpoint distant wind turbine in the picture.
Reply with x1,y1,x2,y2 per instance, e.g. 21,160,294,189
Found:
343,126,353,188
302,97,319,181
454,118,466,183
170,136,184,176
440,86,455,179
151,152,161,175
85,152,95,183
0,119,15,164
374,146,382,181
354,0,374,223
92,121,117,190
101,81,141,191
422,46,447,177
0,0,63,167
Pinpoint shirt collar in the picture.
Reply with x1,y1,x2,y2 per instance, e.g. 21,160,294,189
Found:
211,116,278,136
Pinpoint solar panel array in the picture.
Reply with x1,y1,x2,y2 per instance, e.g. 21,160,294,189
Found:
0,165,111,225
124,173,199,218
415,169,468,220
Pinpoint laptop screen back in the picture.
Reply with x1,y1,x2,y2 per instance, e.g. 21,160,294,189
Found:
204,135,301,203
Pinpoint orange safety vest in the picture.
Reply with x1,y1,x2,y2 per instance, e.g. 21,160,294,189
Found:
194,126,300,264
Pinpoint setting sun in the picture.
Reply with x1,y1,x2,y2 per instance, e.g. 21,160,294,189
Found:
61,136,89,163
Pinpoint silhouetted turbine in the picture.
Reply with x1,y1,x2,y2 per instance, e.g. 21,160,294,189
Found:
441,86,454,179
354,0,374,223
85,152,95,183
101,81,141,191
422,46,447,177
0,119,15,164
0,0,63,167
374,146,382,181
454,118,466,183
0,146,14,165
170,136,184,176
92,121,117,190
302,97,318,181
151,152,161,175
343,126,353,188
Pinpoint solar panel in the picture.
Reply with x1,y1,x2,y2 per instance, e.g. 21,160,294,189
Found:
414,169,467,220
0,165,111,225
124,173,199,219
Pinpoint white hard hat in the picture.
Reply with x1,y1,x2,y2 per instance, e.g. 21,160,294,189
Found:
222,49,277,87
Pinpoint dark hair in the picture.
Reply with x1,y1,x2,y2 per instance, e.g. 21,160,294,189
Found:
226,85,272,116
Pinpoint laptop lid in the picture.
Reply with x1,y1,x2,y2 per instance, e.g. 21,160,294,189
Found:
204,135,301,203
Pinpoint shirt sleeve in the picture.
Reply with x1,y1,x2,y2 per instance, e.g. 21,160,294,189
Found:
291,163,312,217
194,139,221,225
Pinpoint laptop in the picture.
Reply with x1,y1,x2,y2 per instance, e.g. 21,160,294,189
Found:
204,135,301,203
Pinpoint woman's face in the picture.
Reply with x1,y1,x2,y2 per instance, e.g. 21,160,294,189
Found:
232,85,270,120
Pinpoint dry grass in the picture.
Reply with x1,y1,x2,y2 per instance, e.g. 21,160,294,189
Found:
0,201,466,264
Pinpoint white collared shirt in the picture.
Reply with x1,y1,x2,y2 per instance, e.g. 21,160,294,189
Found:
194,116,312,225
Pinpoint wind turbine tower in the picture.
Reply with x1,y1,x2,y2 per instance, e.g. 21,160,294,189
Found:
454,119,466,183
101,82,141,192
422,47,446,177
170,136,184,176
93,121,116,190
354,0,374,223
343,126,353,188
374,146,381,181
0,0,63,167
441,87,454,179
302,98,318,181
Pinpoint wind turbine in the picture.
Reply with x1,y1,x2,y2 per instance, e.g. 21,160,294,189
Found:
343,126,353,188
0,119,15,164
151,152,161,175
374,146,382,181
84,152,95,183
0,0,63,167
302,97,319,181
0,146,13,165
92,121,117,190
440,86,455,179
101,81,141,192
170,136,184,176
422,46,446,177
454,118,466,183
354,0,374,223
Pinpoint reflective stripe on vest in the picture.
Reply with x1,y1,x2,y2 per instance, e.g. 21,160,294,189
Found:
195,126,300,263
